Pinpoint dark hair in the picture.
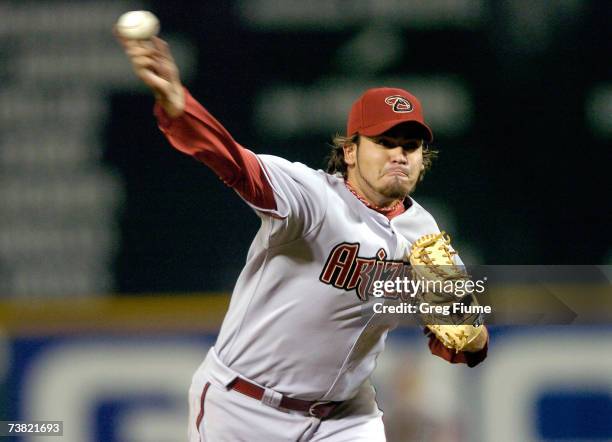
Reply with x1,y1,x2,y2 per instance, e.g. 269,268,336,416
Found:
325,134,438,180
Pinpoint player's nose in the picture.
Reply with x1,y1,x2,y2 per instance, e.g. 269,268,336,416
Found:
388,146,408,164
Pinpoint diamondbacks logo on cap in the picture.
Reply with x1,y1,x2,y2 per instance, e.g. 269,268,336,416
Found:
384,95,413,113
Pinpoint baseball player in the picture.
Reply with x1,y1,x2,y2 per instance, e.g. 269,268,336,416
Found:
118,36,488,442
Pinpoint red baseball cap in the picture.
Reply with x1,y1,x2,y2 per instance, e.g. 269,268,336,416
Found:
346,87,433,142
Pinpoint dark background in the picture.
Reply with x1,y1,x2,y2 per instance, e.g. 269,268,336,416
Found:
104,0,612,293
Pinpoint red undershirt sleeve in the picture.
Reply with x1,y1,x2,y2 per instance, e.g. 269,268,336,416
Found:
424,327,488,367
154,88,276,210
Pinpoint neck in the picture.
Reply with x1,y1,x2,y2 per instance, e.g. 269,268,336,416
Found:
344,179,402,213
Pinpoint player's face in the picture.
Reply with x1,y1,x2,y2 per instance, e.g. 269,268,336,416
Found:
344,131,424,207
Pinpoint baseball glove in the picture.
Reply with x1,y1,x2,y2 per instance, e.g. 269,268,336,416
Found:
409,232,484,353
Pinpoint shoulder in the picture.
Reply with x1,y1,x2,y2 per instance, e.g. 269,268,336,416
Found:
256,154,333,192
257,154,316,174
406,197,438,224
254,155,332,241
391,197,442,240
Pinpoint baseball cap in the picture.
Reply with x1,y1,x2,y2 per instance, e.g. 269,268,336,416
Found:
346,87,433,142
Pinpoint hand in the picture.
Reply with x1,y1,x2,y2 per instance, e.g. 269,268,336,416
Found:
115,32,185,118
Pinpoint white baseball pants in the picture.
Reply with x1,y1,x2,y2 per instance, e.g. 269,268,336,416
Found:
188,348,385,442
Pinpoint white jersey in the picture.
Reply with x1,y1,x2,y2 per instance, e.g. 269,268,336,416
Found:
214,155,450,401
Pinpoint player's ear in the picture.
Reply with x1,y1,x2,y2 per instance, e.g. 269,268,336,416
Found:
343,142,357,167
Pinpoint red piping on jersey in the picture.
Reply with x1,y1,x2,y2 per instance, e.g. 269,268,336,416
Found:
344,179,406,220
196,382,211,441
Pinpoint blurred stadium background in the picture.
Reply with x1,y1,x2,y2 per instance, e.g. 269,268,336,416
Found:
0,0,610,441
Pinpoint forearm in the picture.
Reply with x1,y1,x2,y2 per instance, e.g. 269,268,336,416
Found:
155,88,250,185
155,89,276,209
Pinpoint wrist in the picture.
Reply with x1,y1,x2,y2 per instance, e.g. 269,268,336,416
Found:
158,85,185,119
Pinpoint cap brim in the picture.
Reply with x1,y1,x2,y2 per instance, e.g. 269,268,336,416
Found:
358,119,433,142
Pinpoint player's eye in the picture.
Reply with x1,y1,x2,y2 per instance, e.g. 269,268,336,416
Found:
402,141,422,150
372,138,395,148
372,137,421,150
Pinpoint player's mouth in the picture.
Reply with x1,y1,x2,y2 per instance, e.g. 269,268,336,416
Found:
383,166,410,177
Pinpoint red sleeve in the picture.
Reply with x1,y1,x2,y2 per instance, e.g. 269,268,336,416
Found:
154,88,276,210
424,327,488,367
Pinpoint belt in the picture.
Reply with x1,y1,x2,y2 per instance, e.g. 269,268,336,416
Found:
228,377,341,419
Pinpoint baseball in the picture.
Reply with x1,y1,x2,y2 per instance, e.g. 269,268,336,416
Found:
116,10,160,40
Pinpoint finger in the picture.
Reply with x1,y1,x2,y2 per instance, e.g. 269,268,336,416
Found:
151,38,179,82
152,37,175,63
126,45,158,58
116,32,157,54
132,55,158,72
141,70,170,93
154,58,176,82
